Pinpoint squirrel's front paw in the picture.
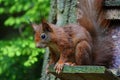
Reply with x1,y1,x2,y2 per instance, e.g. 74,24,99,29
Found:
54,62,64,74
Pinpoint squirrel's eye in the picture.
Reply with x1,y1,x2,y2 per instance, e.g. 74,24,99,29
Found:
40,33,47,39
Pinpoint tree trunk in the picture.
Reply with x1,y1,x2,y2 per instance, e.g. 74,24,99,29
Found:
40,0,77,80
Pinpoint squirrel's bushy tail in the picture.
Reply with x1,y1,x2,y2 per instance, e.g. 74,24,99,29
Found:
77,0,114,68
77,0,109,37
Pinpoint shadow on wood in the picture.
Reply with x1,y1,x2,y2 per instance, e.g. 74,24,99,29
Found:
48,65,120,80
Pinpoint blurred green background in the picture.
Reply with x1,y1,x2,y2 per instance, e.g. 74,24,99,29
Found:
0,0,50,80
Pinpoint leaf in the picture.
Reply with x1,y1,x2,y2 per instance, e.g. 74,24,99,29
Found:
0,67,2,74
23,3,31,11
9,5,16,13
16,51,21,56
4,17,15,26
0,8,4,14
15,18,21,25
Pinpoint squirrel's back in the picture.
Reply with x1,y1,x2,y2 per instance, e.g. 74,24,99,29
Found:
63,24,92,45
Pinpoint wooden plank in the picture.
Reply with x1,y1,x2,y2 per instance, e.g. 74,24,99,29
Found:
104,0,120,20
48,65,120,80
104,0,120,7
49,65,105,73
106,9,120,19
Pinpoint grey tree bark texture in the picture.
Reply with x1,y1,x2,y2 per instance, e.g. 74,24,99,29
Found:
40,0,77,80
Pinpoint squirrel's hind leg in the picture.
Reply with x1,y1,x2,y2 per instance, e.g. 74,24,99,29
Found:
75,40,92,65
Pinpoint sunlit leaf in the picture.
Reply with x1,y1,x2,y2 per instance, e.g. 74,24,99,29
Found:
0,67,2,74
4,17,15,26
23,3,31,11
9,5,16,13
0,8,4,14
16,51,21,56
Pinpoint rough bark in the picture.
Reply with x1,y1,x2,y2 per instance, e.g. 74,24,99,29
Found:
49,0,77,26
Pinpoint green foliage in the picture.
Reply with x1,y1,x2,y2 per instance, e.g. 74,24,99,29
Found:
0,37,45,80
0,0,50,27
0,0,50,80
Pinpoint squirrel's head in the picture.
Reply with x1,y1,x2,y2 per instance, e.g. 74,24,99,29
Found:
31,19,54,48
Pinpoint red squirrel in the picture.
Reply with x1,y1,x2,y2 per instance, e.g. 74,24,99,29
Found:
31,0,113,74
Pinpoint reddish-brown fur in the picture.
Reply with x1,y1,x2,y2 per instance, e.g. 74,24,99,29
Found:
32,22,93,74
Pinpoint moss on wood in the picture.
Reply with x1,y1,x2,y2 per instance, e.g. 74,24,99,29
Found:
48,65,120,80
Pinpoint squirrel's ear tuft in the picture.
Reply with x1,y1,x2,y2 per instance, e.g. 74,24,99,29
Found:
26,18,38,31
41,19,53,32
31,23,39,31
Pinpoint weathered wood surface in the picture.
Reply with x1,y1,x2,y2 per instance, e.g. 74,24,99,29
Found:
40,48,52,80
104,0,120,20
104,0,120,7
106,10,120,19
48,65,120,80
